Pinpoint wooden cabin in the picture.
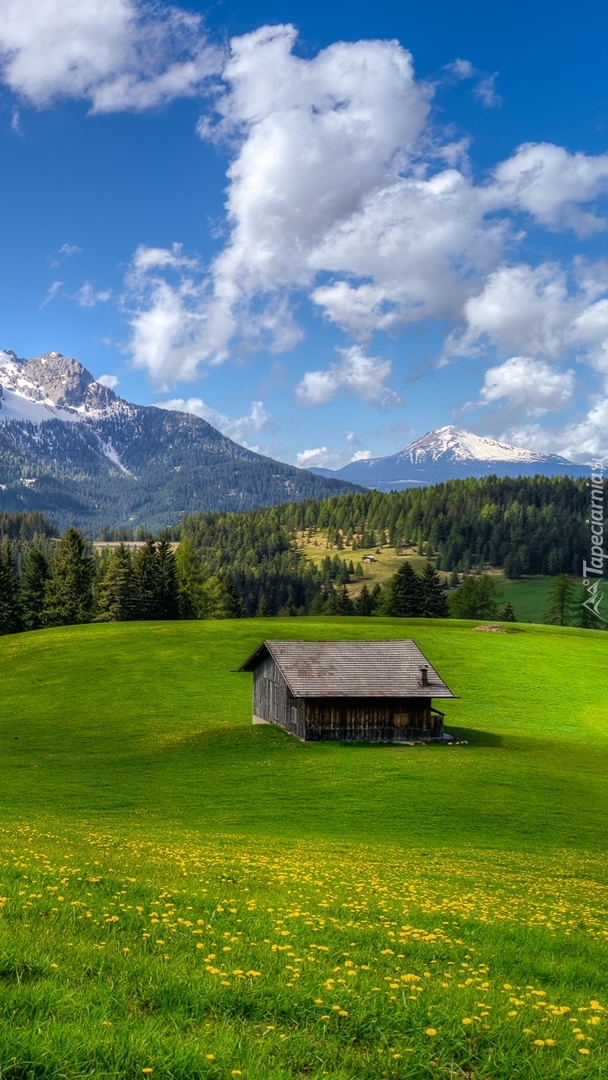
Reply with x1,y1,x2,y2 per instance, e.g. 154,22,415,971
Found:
237,640,455,743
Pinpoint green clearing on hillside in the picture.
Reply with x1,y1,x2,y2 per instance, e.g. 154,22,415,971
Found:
0,618,607,1079
498,576,554,623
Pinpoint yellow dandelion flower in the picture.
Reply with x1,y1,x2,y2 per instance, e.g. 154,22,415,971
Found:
533,1039,545,1046
579,1048,590,1055
545,1039,556,1046
462,1018,472,1025
425,1028,437,1037
508,1011,518,1017
205,1055,215,1060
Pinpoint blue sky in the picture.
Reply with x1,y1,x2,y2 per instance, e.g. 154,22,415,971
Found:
1,0,608,467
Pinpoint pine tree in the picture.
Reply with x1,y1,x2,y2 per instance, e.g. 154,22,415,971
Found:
335,585,354,615
43,527,94,626
279,595,297,617
255,595,270,617
175,538,204,619
0,541,20,635
19,548,49,630
96,544,137,621
543,574,578,626
221,574,246,618
383,561,423,617
354,583,376,615
419,562,448,618
133,537,161,619
476,575,501,619
448,575,500,620
156,539,179,619
500,601,517,622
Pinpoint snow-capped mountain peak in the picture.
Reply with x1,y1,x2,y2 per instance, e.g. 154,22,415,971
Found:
0,350,124,424
399,426,552,465
310,424,586,488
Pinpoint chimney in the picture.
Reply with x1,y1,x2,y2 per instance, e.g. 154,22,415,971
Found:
419,665,429,687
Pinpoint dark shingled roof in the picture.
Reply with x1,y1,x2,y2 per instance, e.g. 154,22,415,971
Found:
237,640,455,699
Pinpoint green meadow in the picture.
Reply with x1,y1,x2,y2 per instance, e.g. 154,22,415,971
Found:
0,617,607,1078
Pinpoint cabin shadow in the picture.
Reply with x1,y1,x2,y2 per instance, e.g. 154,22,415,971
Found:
444,726,503,747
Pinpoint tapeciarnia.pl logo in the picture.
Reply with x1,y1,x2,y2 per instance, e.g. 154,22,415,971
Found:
582,462,606,622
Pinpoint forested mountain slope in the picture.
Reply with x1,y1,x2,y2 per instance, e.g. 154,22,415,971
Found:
0,350,358,530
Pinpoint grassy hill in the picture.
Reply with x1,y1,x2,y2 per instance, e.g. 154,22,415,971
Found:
0,618,607,1078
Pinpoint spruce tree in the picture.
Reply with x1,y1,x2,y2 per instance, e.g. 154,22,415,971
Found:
335,584,354,615
175,538,204,619
43,527,94,626
255,595,270,617
448,575,500,620
96,544,137,621
354,583,376,615
476,575,501,619
279,595,297,617
156,539,179,619
133,537,161,619
500,601,517,622
19,548,49,630
543,574,578,627
419,562,448,618
384,561,423,617
221,574,246,618
0,540,20,635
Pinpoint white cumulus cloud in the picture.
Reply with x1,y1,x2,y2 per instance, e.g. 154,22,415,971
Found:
296,346,396,406
480,356,575,416
453,261,608,381
123,25,608,386
294,447,343,470
488,143,608,236
0,0,221,111
507,396,608,462
156,396,272,444
97,373,120,388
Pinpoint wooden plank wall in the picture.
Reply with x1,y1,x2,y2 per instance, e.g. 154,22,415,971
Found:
253,656,306,740
303,697,443,743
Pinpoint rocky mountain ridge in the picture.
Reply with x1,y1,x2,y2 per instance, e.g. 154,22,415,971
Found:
0,350,358,530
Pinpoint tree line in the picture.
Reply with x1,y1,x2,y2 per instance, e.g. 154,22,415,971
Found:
0,504,603,635
182,474,592,577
